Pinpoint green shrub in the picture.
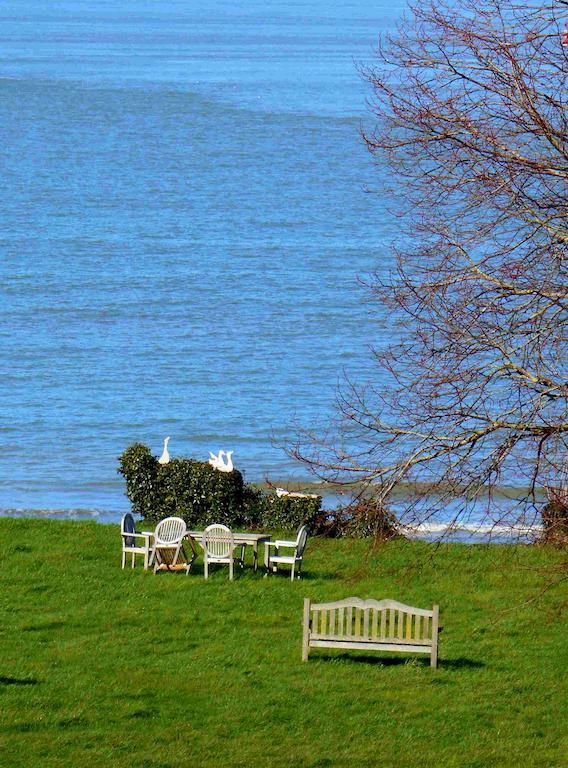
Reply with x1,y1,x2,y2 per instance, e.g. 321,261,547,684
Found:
258,493,322,533
541,501,568,544
117,443,160,519
343,497,400,540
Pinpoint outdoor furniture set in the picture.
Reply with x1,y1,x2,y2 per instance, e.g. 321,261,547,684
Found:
121,513,442,666
120,513,308,580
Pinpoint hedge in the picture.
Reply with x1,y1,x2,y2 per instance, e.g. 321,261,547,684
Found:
118,443,322,533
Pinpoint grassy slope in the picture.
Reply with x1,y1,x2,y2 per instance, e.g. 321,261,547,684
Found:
0,519,566,768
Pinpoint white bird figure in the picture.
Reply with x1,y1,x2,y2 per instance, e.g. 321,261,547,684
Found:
275,486,317,499
158,437,171,465
217,450,234,473
208,450,224,469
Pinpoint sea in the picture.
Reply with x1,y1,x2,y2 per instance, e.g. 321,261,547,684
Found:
0,1,543,540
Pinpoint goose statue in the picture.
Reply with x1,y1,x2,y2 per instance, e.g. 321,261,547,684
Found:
275,486,317,499
158,437,171,465
217,450,234,473
208,450,224,469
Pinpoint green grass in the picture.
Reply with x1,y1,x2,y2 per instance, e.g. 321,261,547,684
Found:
0,519,566,767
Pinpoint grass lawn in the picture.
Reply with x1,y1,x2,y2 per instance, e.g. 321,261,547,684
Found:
0,518,566,767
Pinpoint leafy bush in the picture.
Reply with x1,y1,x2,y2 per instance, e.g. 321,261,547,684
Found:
117,444,160,520
541,501,568,544
257,493,322,533
342,497,400,540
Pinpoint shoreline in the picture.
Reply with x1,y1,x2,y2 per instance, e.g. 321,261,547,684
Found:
0,507,544,544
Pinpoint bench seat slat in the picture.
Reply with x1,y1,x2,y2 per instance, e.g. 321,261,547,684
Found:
310,639,433,654
310,633,432,646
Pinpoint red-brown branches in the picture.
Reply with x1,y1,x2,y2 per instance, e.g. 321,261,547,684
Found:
290,0,568,539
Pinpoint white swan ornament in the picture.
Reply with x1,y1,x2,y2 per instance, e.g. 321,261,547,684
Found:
275,487,317,499
208,450,224,469
158,437,171,465
217,450,234,473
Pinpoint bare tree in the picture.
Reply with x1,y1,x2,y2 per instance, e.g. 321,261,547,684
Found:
291,0,568,542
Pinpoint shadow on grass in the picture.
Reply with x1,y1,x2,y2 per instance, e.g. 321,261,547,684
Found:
312,653,484,669
261,569,337,582
150,565,334,582
21,620,66,632
0,676,39,686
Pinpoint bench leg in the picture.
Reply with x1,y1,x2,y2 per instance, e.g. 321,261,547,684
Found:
431,605,439,668
302,598,311,661
430,643,438,668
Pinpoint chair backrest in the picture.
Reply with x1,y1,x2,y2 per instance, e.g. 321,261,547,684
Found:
203,524,235,559
296,525,309,557
154,516,187,544
121,513,136,548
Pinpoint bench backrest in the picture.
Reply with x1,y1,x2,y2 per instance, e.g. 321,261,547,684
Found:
306,597,438,646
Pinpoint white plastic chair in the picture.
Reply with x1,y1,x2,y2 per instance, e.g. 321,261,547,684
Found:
150,517,195,575
203,524,239,580
264,525,309,581
121,512,153,570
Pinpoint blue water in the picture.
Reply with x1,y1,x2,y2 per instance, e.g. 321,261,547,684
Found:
1,1,405,516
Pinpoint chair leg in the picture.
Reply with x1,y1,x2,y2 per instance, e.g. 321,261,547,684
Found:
204,557,209,580
229,558,234,581
291,562,295,581
121,551,125,569
131,552,135,569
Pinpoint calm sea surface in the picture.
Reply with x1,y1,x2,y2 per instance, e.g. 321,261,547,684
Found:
1,1,407,519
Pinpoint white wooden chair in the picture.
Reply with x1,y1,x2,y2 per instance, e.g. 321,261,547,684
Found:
203,524,240,580
150,517,195,575
121,512,153,570
264,524,308,581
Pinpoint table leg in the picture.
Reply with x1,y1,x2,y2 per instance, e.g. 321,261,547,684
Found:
143,535,149,570
253,542,258,571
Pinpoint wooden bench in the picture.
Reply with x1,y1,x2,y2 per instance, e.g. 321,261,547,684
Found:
302,597,440,668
